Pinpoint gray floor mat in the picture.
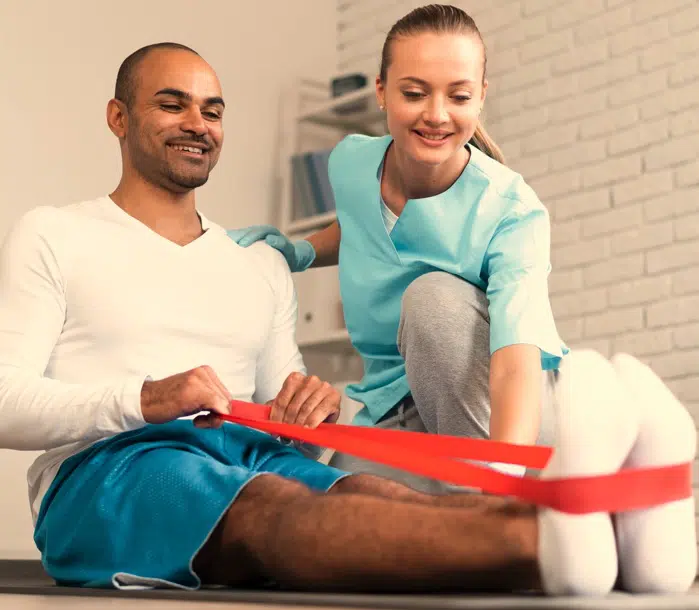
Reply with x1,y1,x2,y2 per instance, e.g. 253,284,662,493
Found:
1,561,698,609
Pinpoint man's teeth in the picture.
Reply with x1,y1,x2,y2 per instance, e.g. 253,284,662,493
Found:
418,132,448,140
170,145,204,154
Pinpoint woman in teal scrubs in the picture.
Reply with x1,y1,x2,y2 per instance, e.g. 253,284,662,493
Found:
229,4,567,489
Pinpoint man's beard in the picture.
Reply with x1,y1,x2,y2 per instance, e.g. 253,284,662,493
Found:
127,120,213,191
163,162,210,190
131,142,211,191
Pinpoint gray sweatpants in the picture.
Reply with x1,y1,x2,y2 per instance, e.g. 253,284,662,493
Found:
328,271,556,493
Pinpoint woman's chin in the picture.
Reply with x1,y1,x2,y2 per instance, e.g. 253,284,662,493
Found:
406,145,455,168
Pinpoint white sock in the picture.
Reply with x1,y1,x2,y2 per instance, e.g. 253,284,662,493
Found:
611,353,697,594
489,461,526,477
538,350,640,596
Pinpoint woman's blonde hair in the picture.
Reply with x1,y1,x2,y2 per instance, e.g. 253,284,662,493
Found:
379,4,506,165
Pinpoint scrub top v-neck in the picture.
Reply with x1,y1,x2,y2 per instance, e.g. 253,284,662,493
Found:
329,134,567,425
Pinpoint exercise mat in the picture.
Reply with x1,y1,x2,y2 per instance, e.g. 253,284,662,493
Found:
0,561,697,610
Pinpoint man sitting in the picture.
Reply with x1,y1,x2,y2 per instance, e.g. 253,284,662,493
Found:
0,42,693,596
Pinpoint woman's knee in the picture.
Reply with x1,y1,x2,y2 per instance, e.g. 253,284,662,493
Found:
402,272,489,322
399,273,490,356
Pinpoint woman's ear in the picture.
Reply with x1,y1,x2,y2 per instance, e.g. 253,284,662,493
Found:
480,77,488,109
375,75,386,111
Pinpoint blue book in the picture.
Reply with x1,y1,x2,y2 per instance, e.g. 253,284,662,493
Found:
303,152,325,214
310,149,336,212
291,154,316,220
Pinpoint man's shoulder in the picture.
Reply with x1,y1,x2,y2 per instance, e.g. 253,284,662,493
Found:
208,224,294,299
10,198,105,237
3,198,111,266
8,205,68,244
244,241,292,281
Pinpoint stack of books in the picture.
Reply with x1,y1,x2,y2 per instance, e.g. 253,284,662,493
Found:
291,149,336,220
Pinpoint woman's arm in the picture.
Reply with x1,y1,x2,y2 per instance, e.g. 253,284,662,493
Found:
228,220,341,272
306,220,341,268
489,344,542,445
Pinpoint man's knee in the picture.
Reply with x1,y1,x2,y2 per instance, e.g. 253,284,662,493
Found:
399,272,490,355
213,474,318,549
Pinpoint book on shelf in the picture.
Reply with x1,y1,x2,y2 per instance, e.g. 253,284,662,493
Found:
291,148,335,221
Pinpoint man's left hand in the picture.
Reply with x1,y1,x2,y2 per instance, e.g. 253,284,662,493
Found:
270,372,341,428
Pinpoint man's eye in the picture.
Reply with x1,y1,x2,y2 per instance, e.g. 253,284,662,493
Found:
204,112,221,120
161,104,181,111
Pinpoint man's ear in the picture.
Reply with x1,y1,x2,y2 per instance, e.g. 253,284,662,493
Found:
106,98,128,139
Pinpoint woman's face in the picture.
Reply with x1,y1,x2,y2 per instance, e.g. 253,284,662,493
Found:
377,32,487,168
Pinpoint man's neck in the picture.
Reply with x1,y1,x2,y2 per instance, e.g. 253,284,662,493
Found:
109,179,204,246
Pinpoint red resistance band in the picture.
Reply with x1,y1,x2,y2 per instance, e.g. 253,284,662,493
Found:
219,400,692,516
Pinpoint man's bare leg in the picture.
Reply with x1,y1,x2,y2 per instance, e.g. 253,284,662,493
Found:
193,473,539,592
194,350,644,595
328,472,510,511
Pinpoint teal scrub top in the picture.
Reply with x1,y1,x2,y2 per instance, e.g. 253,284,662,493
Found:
328,134,568,426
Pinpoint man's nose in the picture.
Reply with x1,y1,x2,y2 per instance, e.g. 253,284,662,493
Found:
181,106,207,136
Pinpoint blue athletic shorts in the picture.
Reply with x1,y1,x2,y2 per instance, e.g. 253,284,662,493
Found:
33,420,349,589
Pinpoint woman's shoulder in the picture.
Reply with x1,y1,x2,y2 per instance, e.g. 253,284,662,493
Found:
467,146,545,214
330,134,391,164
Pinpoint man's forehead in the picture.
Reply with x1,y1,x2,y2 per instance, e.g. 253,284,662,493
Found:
138,50,222,99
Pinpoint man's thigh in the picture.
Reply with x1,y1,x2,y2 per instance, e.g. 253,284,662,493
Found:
34,421,302,589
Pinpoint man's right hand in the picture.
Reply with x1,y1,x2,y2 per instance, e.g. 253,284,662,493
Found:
227,225,316,272
140,366,232,425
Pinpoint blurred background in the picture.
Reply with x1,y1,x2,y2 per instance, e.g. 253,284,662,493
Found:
0,0,697,565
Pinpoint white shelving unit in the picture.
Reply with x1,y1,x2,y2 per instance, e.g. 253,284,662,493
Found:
297,328,352,351
277,78,386,235
277,78,387,352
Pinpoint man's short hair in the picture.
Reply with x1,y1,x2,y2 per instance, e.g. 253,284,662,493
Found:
114,42,200,109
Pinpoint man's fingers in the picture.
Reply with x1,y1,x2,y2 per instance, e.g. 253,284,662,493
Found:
283,377,322,425
193,366,231,417
271,373,307,422
269,398,285,422
304,397,341,429
193,413,224,429
294,384,332,427
199,366,233,403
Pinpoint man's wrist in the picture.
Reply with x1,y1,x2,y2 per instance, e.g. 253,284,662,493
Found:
140,376,155,421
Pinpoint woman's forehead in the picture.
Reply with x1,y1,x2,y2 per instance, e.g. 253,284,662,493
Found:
389,32,483,82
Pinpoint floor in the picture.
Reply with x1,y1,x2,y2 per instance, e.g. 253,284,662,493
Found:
1,562,699,610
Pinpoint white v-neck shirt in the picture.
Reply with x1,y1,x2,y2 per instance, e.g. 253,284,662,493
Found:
381,199,399,234
0,197,305,522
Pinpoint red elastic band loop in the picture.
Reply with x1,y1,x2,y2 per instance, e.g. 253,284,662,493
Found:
219,400,692,515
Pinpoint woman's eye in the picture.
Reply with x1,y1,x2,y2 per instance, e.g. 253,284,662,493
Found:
453,95,472,103
402,91,424,99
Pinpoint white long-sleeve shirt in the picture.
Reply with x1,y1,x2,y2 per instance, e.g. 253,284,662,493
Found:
0,197,305,523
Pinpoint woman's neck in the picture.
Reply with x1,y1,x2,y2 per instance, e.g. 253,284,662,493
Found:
383,143,470,212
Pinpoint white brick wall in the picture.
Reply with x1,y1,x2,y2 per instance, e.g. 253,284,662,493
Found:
338,0,699,558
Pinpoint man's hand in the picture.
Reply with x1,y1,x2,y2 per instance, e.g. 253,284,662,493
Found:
140,365,232,427
270,372,341,428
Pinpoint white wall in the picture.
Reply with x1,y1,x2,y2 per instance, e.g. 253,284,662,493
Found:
0,0,336,559
338,0,699,559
